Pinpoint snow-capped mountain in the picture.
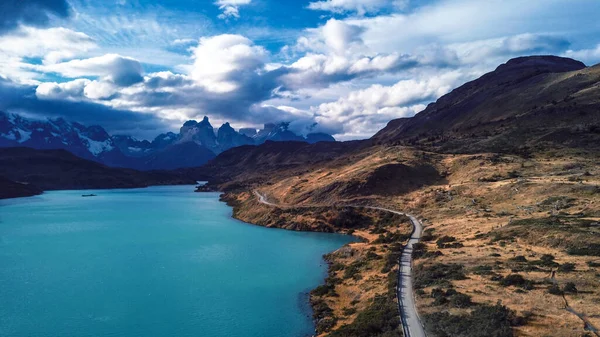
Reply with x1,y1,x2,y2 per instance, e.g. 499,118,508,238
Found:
0,111,125,165
0,111,336,170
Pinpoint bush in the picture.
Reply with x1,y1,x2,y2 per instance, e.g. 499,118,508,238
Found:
312,298,336,333
498,274,534,290
567,244,600,257
472,265,494,275
374,232,410,244
344,261,365,280
366,251,381,260
422,230,437,242
558,263,576,273
436,236,464,249
547,284,563,295
424,303,515,337
414,263,467,289
563,282,578,293
329,295,402,337
509,255,528,263
540,254,555,264
412,242,427,259
332,208,373,229
450,293,473,308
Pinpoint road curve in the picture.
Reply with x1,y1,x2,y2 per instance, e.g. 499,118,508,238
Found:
253,191,426,337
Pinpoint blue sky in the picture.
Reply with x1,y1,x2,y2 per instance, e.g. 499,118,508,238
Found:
1,0,600,139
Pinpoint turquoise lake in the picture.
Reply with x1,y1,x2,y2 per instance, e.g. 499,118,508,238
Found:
0,186,354,337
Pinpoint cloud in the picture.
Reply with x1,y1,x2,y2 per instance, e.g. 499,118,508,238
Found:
311,71,471,138
565,44,600,66
38,54,144,86
307,0,403,16
0,77,167,137
190,34,268,93
0,26,97,83
215,0,252,19
0,0,71,35
35,79,91,101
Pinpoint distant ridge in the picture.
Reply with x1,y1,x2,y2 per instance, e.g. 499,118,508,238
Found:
0,112,335,170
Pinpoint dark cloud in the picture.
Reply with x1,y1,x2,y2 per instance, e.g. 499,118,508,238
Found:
0,0,71,34
0,77,166,137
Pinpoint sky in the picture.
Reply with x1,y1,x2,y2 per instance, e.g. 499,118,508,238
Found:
0,0,599,140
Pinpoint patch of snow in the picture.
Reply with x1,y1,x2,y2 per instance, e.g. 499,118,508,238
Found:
16,129,31,143
36,128,44,132
1,132,16,140
80,135,114,156
7,113,16,124
128,147,142,152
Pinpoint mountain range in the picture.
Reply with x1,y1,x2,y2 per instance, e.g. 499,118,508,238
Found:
0,113,335,170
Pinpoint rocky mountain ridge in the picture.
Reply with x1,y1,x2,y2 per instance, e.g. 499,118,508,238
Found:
0,112,335,170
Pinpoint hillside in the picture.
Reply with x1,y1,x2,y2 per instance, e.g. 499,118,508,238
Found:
373,56,600,153
0,147,196,191
197,56,600,337
0,176,43,199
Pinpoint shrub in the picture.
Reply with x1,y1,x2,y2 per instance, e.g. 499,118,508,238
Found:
312,298,336,333
567,244,600,257
365,251,381,260
329,295,402,337
437,236,457,244
509,255,528,263
472,265,494,275
587,261,600,267
374,232,410,244
424,303,515,337
414,263,467,289
563,282,578,293
450,293,473,308
412,242,427,259
422,230,437,242
547,284,563,295
344,261,365,280
499,274,534,290
558,263,576,273
343,307,357,316
332,208,372,229
540,254,555,264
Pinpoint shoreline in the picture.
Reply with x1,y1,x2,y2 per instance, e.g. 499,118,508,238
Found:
221,190,425,336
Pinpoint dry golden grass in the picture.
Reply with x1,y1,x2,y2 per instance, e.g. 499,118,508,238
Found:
221,145,600,336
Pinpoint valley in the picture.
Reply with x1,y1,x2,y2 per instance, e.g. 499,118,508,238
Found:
2,55,599,337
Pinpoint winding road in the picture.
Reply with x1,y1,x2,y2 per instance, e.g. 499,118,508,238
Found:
253,191,426,337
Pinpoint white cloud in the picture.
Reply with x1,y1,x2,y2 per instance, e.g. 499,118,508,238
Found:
565,44,600,66
36,79,91,101
36,78,118,101
308,0,399,16
190,34,267,93
215,0,252,19
311,71,471,137
0,26,96,64
37,54,144,86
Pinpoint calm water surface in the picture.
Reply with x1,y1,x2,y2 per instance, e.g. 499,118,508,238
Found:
0,186,354,337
